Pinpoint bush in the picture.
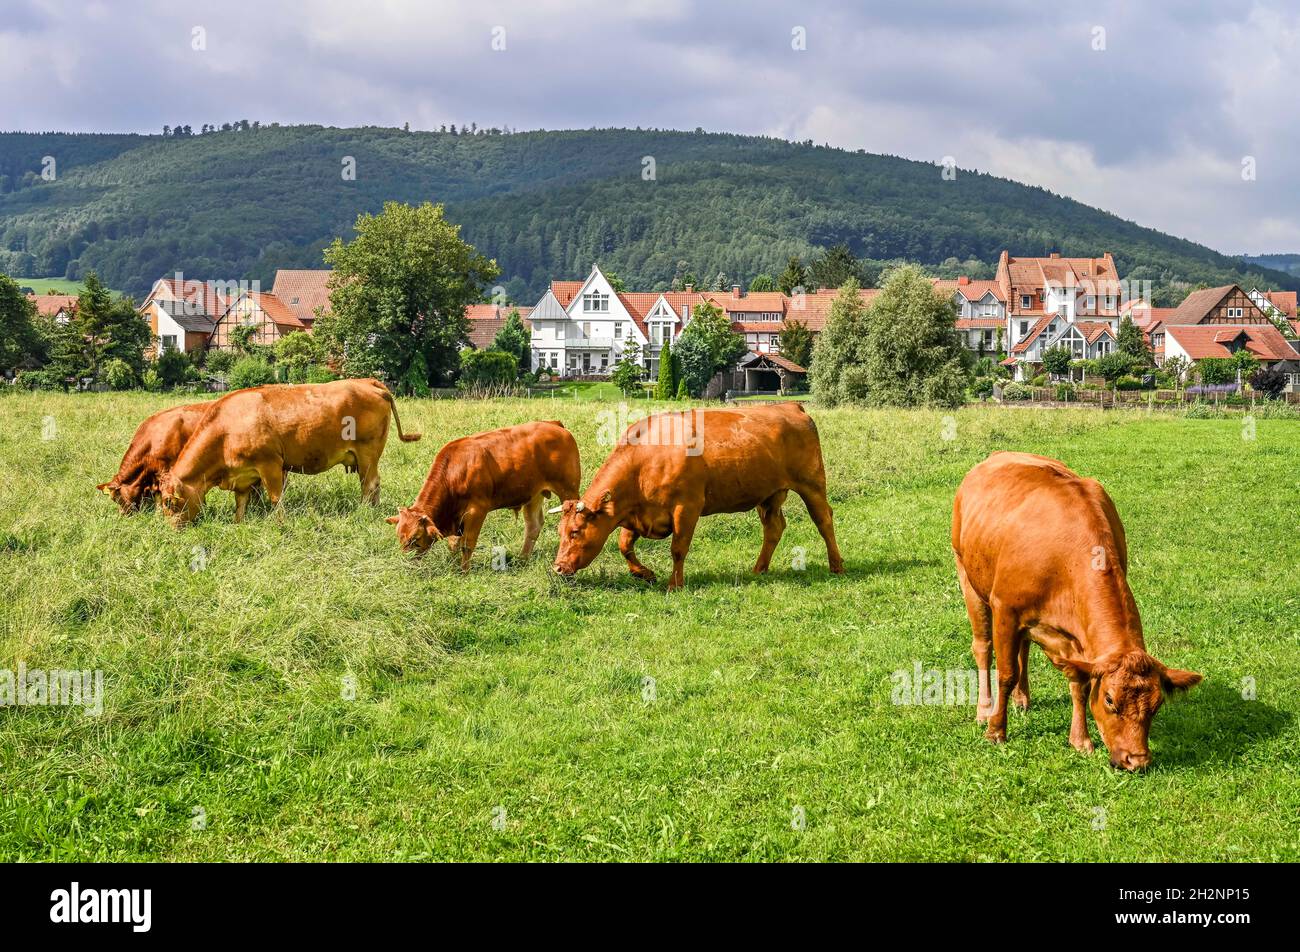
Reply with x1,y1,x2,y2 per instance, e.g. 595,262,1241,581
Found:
228,355,275,390
1029,374,1047,387
458,348,517,389
142,368,163,392
154,349,191,389
205,350,236,374
1054,382,1076,401
1249,366,1288,399
1000,382,1032,401
102,358,136,391
971,377,994,399
16,369,66,391
304,364,338,384
1116,375,1143,391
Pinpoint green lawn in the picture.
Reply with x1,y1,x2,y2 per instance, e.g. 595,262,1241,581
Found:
1,394,1297,861
10,277,114,296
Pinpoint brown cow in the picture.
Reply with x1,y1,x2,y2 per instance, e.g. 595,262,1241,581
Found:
159,378,420,525
387,421,580,569
952,452,1201,770
552,402,843,591
98,402,209,512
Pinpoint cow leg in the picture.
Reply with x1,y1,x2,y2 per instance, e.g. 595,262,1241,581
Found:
457,505,488,572
258,464,286,520
1012,638,1031,710
519,493,545,559
957,561,996,724
796,485,844,574
986,604,1021,743
357,454,381,506
753,490,788,574
233,488,252,524
1068,680,1095,753
667,508,699,592
618,528,657,583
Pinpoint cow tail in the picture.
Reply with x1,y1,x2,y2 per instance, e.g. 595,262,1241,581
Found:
381,386,422,442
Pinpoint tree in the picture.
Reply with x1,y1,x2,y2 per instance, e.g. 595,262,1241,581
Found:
611,342,644,395
654,338,677,399
1096,351,1137,384
809,279,871,404
316,201,499,393
71,272,150,382
154,348,191,389
808,244,863,291
748,273,776,293
273,330,324,381
0,274,42,373
1249,366,1288,399
492,308,531,373
1042,346,1073,379
778,256,808,295
674,301,747,396
1116,315,1150,366
603,271,628,293
861,267,969,408
1196,357,1237,386
779,319,813,369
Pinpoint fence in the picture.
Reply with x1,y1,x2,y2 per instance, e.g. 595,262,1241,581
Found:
996,384,1300,407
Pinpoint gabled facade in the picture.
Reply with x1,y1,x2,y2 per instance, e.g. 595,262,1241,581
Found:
138,277,232,354
933,277,1007,352
27,293,79,326
210,290,309,350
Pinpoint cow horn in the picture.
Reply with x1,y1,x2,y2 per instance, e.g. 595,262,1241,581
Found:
547,505,564,514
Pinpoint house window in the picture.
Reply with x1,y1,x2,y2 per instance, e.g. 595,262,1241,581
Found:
582,292,609,312
771,335,781,351
600,355,608,369
614,322,623,339
582,322,591,338
161,334,178,352
1085,295,1095,312
1021,295,1032,309
1018,320,1029,338
549,353,558,369
1097,341,1111,355
746,333,758,344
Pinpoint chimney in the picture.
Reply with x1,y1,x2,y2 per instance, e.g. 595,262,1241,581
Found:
957,276,969,286
685,283,694,293
732,284,742,298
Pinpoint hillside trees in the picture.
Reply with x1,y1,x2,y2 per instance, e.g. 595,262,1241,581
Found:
316,202,499,393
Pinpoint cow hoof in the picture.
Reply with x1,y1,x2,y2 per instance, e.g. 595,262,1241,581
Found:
976,704,996,724
829,562,845,575
984,727,1007,744
1071,737,1095,754
631,569,657,583
1012,691,1030,711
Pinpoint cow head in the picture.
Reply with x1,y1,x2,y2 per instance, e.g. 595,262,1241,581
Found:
386,506,441,555
552,492,617,578
1061,650,1202,770
157,472,201,526
99,476,154,513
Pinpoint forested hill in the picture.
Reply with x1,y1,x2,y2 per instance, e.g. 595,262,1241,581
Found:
1,125,1294,303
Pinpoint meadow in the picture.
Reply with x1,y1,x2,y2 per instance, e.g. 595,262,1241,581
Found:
0,392,1297,861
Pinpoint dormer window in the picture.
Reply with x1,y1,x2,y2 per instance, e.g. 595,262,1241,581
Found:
583,291,609,312
1021,295,1032,309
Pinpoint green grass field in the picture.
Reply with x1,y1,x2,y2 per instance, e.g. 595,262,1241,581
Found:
1,393,1297,861
11,277,116,296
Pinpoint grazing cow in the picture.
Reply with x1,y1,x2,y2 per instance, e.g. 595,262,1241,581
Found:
552,402,843,591
387,421,580,569
159,378,420,525
98,402,209,512
951,452,1201,770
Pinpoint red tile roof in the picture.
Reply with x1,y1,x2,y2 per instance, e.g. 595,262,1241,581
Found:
270,270,332,325
464,304,534,349
1261,290,1298,319
247,291,306,329
1164,323,1299,361
27,293,79,317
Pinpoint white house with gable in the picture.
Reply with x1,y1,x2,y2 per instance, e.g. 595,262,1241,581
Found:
529,265,658,377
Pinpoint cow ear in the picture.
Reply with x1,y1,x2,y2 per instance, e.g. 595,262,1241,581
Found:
599,490,615,515
1056,657,1096,682
385,515,399,525
97,482,115,495
1161,667,1203,694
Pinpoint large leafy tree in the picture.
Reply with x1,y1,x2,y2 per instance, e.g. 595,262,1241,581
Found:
0,274,42,373
1042,345,1073,378
862,267,968,407
809,280,871,404
675,301,747,397
748,273,776,292
317,201,499,392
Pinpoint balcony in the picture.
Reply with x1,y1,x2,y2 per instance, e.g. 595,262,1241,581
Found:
565,337,616,349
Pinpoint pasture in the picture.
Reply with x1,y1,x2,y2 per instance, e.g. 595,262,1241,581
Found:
0,392,1297,861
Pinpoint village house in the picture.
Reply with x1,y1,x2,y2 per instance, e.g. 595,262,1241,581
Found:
138,277,231,354
207,270,333,351
26,293,79,325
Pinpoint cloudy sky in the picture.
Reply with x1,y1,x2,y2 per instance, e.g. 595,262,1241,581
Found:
3,0,1296,253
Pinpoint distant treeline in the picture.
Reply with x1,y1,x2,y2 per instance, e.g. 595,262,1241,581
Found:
0,125,1295,305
